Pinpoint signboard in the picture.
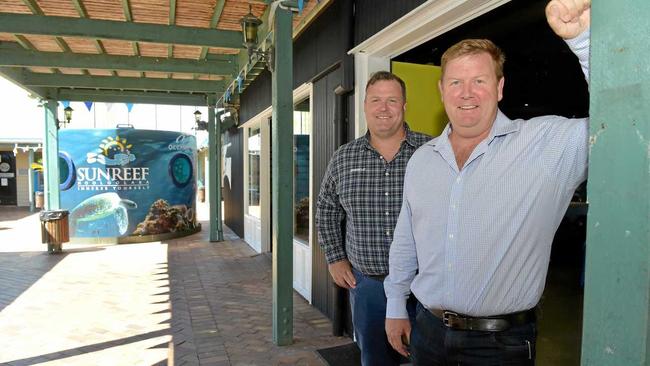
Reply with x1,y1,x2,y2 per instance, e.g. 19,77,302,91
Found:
59,128,197,239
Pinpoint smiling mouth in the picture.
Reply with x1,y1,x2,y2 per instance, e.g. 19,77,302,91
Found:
458,105,478,110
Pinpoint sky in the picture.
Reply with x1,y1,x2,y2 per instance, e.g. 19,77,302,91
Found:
0,76,209,142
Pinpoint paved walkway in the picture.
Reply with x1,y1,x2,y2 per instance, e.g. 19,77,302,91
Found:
0,205,351,366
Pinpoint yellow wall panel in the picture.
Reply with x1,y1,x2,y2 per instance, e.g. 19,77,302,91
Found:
392,61,448,137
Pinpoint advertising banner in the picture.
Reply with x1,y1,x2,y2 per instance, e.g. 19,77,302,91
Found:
59,128,197,240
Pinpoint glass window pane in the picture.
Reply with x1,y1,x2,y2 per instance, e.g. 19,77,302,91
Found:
248,127,261,218
293,99,310,243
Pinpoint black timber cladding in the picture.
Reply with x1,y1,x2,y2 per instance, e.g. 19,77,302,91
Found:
239,0,353,122
223,127,244,238
239,70,272,124
353,0,426,46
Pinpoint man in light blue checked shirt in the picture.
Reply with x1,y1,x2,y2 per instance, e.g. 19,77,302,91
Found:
384,0,591,364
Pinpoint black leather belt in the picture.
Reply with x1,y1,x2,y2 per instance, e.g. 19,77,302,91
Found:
366,274,387,281
428,308,535,332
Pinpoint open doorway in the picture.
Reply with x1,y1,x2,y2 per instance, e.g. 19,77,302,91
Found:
392,0,588,364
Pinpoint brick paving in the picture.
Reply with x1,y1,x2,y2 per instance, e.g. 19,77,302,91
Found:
0,206,352,366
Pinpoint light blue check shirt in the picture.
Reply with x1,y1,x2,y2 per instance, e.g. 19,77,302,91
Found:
385,30,590,318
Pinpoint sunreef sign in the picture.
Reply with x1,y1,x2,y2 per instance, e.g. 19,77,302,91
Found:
76,167,151,191
77,135,151,191
59,129,197,240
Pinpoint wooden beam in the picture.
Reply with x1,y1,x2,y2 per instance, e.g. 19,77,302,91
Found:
0,13,244,49
20,0,43,15
57,89,209,106
168,0,178,77
121,0,133,21
0,67,52,98
22,72,225,93
0,47,237,75
70,0,88,17
200,0,228,59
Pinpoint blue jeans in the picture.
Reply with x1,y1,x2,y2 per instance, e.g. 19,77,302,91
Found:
349,268,415,366
410,302,536,365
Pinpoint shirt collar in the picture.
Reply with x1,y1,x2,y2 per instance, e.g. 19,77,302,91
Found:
360,122,417,151
429,109,519,151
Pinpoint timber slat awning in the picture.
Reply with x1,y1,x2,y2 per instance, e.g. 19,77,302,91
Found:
0,0,318,105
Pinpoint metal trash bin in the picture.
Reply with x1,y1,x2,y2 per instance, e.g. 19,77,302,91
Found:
39,210,70,253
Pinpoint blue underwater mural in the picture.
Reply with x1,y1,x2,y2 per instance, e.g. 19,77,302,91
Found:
59,128,197,239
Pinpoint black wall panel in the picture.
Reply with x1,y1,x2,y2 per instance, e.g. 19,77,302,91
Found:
354,0,426,46
239,0,354,123
311,66,352,328
223,127,244,237
239,70,272,124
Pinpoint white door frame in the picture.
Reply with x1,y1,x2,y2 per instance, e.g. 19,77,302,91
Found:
241,109,272,253
349,0,511,137
239,83,314,302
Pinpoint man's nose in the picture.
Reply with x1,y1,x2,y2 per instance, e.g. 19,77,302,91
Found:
461,83,474,98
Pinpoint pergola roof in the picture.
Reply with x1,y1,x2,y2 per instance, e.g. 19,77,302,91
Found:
0,0,320,106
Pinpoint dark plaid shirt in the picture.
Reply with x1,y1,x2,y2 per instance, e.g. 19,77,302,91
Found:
316,124,431,275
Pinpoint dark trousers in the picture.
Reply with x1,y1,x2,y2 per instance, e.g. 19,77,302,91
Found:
410,303,536,366
349,268,415,366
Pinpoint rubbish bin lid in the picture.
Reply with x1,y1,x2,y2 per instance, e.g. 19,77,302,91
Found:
39,210,69,221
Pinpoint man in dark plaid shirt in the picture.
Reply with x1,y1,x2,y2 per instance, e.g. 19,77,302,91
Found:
316,71,430,366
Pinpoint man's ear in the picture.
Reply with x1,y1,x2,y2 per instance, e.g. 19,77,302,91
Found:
497,77,505,102
438,80,444,101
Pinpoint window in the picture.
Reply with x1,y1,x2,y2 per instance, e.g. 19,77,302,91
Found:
247,127,261,218
293,99,310,243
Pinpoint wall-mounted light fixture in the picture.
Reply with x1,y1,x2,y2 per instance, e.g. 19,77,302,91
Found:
194,110,208,131
57,106,73,129
240,5,273,71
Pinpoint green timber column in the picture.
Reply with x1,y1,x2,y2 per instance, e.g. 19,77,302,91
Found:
43,99,60,211
43,99,60,253
271,4,294,346
581,2,650,365
28,149,35,212
208,99,224,242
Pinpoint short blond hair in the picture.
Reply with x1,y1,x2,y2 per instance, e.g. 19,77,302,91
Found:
440,39,506,80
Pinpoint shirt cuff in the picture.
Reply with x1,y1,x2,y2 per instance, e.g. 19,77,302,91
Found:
386,297,409,319
565,28,590,50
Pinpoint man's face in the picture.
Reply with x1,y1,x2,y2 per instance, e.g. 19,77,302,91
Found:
439,52,504,139
364,80,406,139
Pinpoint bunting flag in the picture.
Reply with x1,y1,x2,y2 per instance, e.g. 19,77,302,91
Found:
62,101,70,108
126,103,134,112
237,75,243,93
84,101,93,111
298,0,304,12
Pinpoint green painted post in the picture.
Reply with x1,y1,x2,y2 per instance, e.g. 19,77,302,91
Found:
581,2,650,365
28,149,35,212
208,102,224,242
271,5,294,346
43,99,60,253
43,99,60,211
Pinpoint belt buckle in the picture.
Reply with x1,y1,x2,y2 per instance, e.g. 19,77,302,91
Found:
442,311,459,328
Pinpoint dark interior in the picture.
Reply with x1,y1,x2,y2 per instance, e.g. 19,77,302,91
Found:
393,1,589,363
393,0,589,120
